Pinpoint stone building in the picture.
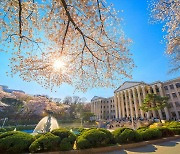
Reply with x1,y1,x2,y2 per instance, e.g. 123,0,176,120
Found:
91,77,180,120
91,96,115,120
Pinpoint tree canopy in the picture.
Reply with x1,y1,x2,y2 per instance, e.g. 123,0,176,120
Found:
0,0,134,91
140,93,169,112
150,0,180,73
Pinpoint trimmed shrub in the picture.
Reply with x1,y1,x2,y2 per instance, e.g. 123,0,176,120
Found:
113,128,142,144
158,127,175,137
29,132,59,153
34,133,43,139
0,128,6,132
76,128,114,149
169,128,180,135
76,137,90,149
137,128,162,141
0,131,35,153
51,128,70,139
59,138,73,151
51,128,76,151
166,121,180,128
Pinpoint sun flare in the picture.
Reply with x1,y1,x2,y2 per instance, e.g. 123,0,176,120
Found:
53,59,65,71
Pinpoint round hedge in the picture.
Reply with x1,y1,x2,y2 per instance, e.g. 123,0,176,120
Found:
29,132,59,153
76,128,114,149
113,128,142,144
158,127,175,137
137,128,162,141
0,128,6,132
0,131,35,153
51,128,76,150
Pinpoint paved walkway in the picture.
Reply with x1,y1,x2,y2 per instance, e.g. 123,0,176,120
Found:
103,138,180,154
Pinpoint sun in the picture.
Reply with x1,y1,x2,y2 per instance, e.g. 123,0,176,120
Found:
53,59,65,71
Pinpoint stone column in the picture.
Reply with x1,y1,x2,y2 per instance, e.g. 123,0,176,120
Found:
125,90,130,117
137,86,144,118
152,85,163,120
128,89,134,119
99,101,101,120
121,91,125,118
132,88,139,118
114,94,118,119
147,87,157,118
158,84,170,120
101,101,104,120
141,85,150,119
118,92,122,119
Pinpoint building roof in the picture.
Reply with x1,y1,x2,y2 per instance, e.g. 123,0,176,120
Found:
114,81,146,92
91,96,105,101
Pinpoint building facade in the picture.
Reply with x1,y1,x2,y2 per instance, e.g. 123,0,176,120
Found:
91,77,180,120
91,96,115,120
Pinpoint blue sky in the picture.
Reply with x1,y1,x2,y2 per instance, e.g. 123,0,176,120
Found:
0,0,179,101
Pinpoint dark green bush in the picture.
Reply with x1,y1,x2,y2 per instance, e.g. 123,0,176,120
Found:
34,133,43,139
158,127,175,137
98,128,115,144
59,138,73,151
76,128,114,149
51,128,72,140
0,131,35,153
51,128,76,151
113,128,142,144
76,137,90,149
169,128,180,135
0,128,6,132
29,132,59,153
137,127,148,131
137,128,162,141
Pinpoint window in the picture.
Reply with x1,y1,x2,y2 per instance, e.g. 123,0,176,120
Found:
156,88,159,92
175,102,180,107
169,84,174,89
164,86,168,91
176,83,180,88
166,94,170,98
172,93,177,98
169,103,173,108
104,106,105,108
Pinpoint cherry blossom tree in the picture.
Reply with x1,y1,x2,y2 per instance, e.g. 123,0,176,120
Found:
0,0,134,91
150,0,180,72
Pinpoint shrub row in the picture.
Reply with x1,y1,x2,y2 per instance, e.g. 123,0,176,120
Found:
0,128,76,153
0,122,180,152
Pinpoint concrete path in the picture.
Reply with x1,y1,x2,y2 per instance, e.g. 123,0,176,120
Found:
103,138,180,154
